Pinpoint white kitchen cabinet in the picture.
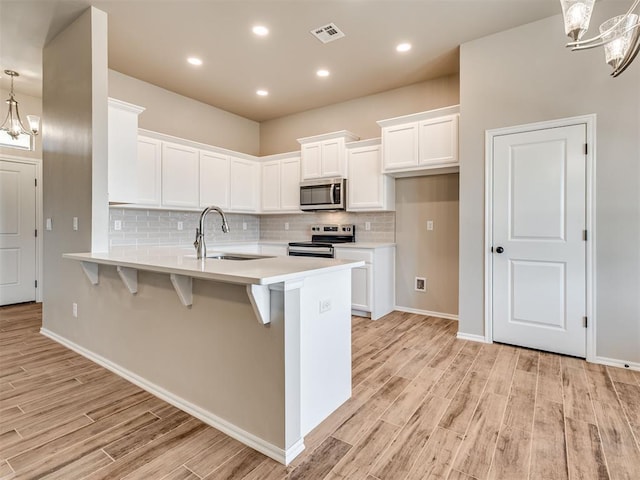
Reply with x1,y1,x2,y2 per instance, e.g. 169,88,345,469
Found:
334,245,395,320
261,153,301,213
298,130,359,180
200,150,230,209
346,139,395,211
230,156,259,212
378,105,459,176
161,142,200,208
136,136,162,206
107,98,145,203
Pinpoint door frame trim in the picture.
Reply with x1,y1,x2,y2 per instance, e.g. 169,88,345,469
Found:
1,154,43,303
484,114,596,361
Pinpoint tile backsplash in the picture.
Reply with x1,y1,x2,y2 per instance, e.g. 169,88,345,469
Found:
108,208,259,247
259,212,395,243
108,208,395,247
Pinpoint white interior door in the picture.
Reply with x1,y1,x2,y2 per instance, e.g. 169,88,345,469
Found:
492,124,587,357
0,160,36,305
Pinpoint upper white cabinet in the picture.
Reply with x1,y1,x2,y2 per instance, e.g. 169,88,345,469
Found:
136,136,162,206
107,98,145,203
346,139,395,212
377,105,459,176
261,153,301,213
230,156,259,212
161,142,200,208
200,150,230,209
298,130,359,180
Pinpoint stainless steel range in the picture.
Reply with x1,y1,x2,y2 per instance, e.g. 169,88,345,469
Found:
287,224,356,258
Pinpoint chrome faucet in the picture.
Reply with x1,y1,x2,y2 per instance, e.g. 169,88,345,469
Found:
194,206,230,259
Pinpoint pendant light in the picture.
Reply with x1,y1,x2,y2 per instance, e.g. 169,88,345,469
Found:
559,0,640,77
0,70,40,142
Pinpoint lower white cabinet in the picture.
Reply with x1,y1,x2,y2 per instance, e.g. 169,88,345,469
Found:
230,157,259,212
334,245,395,320
161,142,199,208
346,139,395,211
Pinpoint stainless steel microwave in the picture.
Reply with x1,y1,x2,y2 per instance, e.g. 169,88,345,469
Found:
299,178,346,211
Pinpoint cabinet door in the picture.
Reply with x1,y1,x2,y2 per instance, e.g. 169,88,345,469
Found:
418,114,459,166
347,145,383,210
261,161,281,211
320,139,343,177
382,123,419,171
161,142,199,207
301,143,322,180
136,136,162,206
108,101,140,203
230,158,259,212
280,157,301,211
351,265,372,312
200,151,230,209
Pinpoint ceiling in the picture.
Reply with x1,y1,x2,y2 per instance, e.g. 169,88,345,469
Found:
0,0,565,122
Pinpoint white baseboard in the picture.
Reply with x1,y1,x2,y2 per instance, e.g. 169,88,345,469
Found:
394,306,459,321
592,355,640,372
40,327,302,465
456,332,489,343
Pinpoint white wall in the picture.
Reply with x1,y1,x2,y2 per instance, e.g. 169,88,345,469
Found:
108,70,260,155
459,8,640,364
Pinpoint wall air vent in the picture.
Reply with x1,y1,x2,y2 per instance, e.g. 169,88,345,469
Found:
310,23,345,44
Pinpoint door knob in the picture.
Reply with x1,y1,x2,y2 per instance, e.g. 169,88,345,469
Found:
495,246,504,254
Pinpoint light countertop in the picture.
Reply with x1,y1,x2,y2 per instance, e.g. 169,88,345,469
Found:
64,246,364,286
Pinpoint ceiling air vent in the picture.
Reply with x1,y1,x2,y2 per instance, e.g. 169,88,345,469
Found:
310,23,345,44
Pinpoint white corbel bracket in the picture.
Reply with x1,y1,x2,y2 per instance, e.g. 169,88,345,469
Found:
80,262,99,285
170,274,193,307
247,279,304,325
117,266,138,294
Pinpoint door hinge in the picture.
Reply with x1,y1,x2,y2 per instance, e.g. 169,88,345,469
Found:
583,229,587,241
35,280,38,288
584,143,588,155
583,316,588,328
35,229,38,238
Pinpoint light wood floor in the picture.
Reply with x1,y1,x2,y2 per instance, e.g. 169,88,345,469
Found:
1,303,639,479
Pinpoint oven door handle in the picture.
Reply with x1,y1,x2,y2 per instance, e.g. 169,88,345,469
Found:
331,184,337,204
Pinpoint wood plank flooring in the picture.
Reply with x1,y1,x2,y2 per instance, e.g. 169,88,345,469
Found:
1,303,639,479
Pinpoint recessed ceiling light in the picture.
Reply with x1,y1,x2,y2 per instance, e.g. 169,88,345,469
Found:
316,69,330,77
187,57,203,66
256,89,269,96
396,43,412,53
252,25,269,36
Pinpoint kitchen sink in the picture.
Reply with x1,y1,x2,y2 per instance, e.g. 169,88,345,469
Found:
185,253,274,261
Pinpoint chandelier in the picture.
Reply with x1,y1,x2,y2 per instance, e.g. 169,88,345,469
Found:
560,0,640,77
0,70,40,144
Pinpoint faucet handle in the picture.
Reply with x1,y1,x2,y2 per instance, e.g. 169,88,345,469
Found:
194,228,200,247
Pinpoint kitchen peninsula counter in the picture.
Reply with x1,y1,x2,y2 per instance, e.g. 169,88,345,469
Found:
50,246,362,466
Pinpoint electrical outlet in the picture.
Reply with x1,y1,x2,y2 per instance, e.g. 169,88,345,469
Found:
72,302,78,318
365,221,371,231
427,220,434,231
319,298,332,313
415,277,427,292
285,222,289,231
177,221,183,231
73,217,78,231
114,220,122,231
243,222,247,231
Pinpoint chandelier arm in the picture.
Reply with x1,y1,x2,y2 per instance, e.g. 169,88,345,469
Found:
569,22,640,51
612,30,640,76
566,0,640,48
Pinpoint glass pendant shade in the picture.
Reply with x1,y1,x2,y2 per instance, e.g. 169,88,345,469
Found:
26,115,40,135
0,97,28,139
560,0,596,40
599,14,640,68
